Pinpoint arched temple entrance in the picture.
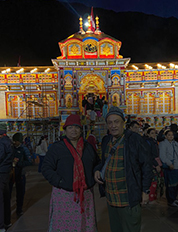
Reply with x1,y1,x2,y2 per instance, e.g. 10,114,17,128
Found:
78,73,106,112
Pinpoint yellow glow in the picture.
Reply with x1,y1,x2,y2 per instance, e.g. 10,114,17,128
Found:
157,64,162,68
2,68,11,74
157,64,166,69
145,64,152,69
16,68,24,73
30,68,37,73
175,65,178,69
132,65,138,70
44,68,50,73
84,21,89,27
170,63,175,68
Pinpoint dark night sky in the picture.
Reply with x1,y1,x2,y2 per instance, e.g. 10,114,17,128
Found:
1,0,178,66
59,0,178,19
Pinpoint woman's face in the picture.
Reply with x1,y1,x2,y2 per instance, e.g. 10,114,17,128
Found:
65,125,81,141
148,130,156,139
165,131,174,142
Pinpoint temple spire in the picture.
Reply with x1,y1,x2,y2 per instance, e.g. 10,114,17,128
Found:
95,16,101,34
79,17,85,34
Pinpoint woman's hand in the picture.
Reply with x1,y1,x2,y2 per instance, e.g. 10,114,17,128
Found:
94,170,104,184
156,165,161,173
13,157,19,167
169,164,174,170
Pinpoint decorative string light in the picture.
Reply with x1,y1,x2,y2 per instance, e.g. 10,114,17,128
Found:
30,68,37,73
16,68,24,73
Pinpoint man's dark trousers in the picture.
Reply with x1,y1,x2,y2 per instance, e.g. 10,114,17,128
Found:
107,203,141,232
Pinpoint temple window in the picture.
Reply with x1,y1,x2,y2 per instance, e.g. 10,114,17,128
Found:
144,72,157,80
157,92,170,113
126,93,140,114
64,75,72,89
129,72,142,81
10,96,24,118
160,71,173,80
143,93,154,114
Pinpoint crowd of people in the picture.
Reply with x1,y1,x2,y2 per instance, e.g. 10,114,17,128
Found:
0,123,48,232
82,95,108,123
1,107,178,232
41,108,178,232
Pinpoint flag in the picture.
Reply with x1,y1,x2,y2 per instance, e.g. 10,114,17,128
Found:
90,7,95,32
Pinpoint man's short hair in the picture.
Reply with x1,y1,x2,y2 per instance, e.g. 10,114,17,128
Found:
143,123,150,131
130,121,139,128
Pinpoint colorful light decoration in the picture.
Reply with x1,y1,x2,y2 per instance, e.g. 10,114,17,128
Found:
44,68,50,73
157,63,166,69
169,63,178,69
132,65,138,70
16,68,24,73
30,68,37,73
145,64,152,69
2,68,11,74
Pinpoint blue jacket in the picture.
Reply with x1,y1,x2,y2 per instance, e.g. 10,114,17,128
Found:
0,135,13,174
95,130,153,208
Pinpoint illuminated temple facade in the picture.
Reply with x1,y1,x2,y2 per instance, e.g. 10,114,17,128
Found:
0,15,178,135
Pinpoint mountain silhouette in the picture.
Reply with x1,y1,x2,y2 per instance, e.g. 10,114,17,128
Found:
0,0,178,66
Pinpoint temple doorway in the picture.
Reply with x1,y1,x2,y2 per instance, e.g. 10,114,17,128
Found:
78,73,106,114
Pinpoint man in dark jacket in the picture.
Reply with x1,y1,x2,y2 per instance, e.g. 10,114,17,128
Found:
0,122,13,232
94,106,152,232
10,132,32,217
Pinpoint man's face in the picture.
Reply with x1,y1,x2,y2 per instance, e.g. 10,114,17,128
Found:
130,124,140,133
107,114,124,138
148,130,156,139
13,140,21,147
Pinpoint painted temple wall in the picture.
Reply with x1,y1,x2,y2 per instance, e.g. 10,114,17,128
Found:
0,91,6,119
175,86,178,114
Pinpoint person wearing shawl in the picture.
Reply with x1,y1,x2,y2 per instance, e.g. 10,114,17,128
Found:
42,114,100,232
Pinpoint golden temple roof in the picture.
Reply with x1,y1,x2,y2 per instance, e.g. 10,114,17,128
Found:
61,31,121,44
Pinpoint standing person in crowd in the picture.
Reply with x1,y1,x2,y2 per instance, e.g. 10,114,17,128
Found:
0,123,13,232
87,130,98,152
90,107,97,126
85,96,93,118
157,124,178,142
82,97,87,115
10,132,32,216
42,114,100,232
129,120,140,134
159,129,178,207
94,101,101,121
142,123,151,140
146,128,162,203
102,101,108,119
37,136,48,173
94,106,152,232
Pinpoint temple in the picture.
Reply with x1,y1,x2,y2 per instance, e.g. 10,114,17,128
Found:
0,13,178,139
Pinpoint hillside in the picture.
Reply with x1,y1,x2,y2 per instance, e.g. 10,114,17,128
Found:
0,0,178,66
